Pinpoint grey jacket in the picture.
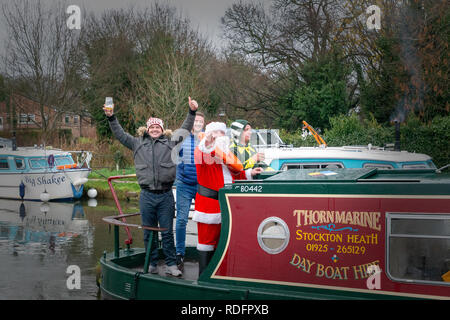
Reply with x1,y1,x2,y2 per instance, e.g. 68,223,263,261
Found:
108,109,196,190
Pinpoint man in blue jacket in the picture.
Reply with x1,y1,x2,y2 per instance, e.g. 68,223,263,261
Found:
175,111,205,268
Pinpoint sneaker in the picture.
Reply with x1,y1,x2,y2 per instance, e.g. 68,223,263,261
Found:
176,254,184,270
165,264,182,277
149,265,158,274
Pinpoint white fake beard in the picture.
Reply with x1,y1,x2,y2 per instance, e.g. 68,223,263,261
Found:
215,136,230,153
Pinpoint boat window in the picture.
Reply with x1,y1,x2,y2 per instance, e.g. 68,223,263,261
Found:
0,157,9,169
257,217,290,254
55,156,73,166
387,213,450,286
14,158,25,170
402,164,428,169
29,158,48,169
363,163,394,169
281,162,343,171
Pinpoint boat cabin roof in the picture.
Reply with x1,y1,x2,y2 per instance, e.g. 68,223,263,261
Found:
262,168,447,183
262,147,432,162
0,147,71,158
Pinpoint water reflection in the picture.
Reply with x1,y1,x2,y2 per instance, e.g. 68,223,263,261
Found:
0,200,89,254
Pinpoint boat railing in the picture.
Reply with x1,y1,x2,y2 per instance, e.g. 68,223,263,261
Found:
102,213,167,273
107,174,138,247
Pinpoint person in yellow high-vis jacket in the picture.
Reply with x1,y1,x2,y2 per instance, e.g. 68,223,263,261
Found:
230,119,271,170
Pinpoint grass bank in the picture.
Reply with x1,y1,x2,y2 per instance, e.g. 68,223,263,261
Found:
84,168,141,201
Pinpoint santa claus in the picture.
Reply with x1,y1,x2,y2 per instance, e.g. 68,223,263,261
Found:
193,122,263,276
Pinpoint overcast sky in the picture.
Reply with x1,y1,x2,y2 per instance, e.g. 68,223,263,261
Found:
0,0,263,52
76,0,241,45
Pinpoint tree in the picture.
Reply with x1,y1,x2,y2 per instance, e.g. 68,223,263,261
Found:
129,4,212,129
1,0,84,139
278,48,352,131
220,0,357,129
359,36,408,124
0,74,6,102
80,7,139,138
222,0,348,71
80,3,212,136
417,1,449,121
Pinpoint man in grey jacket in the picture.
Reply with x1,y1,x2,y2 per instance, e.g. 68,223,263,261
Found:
104,98,198,276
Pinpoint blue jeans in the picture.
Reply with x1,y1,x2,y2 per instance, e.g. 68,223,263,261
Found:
139,189,176,267
175,182,198,256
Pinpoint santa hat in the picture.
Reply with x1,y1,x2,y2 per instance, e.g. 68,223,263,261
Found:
205,122,226,134
230,119,249,144
146,117,164,131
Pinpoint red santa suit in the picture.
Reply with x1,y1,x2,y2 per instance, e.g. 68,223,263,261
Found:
193,124,252,252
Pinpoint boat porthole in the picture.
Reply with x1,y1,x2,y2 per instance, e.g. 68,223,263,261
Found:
257,217,290,254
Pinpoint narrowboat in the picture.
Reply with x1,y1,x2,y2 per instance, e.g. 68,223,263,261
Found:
99,169,450,300
0,138,91,201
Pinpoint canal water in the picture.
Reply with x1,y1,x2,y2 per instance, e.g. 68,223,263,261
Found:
0,198,197,299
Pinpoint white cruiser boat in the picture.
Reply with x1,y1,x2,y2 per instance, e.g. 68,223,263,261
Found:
236,126,436,171
0,138,91,201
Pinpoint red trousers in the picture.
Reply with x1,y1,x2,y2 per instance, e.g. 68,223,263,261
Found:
197,222,221,252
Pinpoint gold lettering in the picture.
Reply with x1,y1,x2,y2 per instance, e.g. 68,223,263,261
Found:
316,264,325,277
345,211,353,224
335,211,345,224
293,210,303,227
373,212,381,231
353,211,361,226
312,210,320,224
326,210,334,223
289,253,301,267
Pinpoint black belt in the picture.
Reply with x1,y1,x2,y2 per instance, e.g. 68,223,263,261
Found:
141,187,171,194
197,184,218,200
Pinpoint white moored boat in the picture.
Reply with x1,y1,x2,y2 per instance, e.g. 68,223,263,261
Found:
0,138,91,201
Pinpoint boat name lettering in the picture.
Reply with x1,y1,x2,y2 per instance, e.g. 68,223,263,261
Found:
24,175,66,187
289,253,380,281
293,209,381,231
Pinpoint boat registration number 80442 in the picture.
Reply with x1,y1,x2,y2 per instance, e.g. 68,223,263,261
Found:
235,185,263,193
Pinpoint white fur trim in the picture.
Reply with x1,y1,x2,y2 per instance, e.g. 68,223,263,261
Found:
245,168,252,180
193,210,221,224
222,165,232,184
205,122,226,134
197,243,215,251
198,137,215,154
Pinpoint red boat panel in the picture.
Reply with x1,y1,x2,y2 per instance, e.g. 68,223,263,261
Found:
212,194,450,299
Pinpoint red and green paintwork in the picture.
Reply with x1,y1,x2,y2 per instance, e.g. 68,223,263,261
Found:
100,169,450,300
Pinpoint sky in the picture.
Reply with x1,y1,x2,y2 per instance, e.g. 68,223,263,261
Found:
0,0,273,65
76,0,239,46
0,0,256,50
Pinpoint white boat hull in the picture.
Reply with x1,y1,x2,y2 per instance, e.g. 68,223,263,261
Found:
0,169,91,201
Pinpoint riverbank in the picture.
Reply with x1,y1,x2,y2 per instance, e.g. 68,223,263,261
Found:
84,168,140,201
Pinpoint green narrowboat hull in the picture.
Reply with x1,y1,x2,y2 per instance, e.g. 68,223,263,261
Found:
100,248,402,300
100,169,450,300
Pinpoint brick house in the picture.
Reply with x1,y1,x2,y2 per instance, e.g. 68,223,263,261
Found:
0,93,97,143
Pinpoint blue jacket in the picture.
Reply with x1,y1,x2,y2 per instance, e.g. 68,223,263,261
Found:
176,133,199,185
